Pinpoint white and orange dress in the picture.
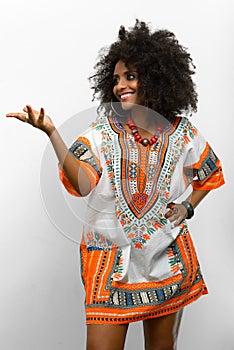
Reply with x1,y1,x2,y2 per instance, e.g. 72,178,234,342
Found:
59,113,224,325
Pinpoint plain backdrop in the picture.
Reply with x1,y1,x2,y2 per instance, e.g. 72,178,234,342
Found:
0,0,233,349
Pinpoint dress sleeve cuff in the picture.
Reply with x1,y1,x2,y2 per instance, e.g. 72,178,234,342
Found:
58,161,101,197
192,161,225,190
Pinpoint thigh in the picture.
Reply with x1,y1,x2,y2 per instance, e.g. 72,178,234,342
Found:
86,323,129,350
143,309,183,350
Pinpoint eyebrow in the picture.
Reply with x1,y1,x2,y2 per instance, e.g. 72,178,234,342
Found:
113,70,137,77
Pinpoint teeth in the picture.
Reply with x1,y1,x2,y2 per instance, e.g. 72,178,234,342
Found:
120,93,133,99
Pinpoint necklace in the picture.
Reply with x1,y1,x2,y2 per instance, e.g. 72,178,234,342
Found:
127,115,161,147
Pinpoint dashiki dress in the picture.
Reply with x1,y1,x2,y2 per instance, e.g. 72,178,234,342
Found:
59,113,224,325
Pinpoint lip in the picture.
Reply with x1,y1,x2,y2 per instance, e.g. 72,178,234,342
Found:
119,92,134,101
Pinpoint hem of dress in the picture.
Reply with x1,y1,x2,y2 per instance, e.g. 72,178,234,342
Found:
85,286,208,325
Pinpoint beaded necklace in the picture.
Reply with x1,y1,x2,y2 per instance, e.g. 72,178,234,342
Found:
127,115,162,147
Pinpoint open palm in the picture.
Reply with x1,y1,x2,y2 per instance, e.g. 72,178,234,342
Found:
6,105,55,136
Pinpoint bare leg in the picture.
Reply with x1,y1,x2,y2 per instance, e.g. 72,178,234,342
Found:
143,309,183,350
86,324,129,350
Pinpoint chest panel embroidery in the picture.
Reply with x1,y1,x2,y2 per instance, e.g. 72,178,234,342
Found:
99,115,187,248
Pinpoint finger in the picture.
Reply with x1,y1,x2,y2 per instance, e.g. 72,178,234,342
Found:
167,202,175,209
26,104,41,115
168,214,178,223
174,208,188,225
168,210,184,223
38,107,45,122
26,105,33,115
174,216,185,226
6,112,28,122
26,105,38,123
165,209,173,219
26,105,36,116
172,207,178,214
169,215,181,227
166,206,179,220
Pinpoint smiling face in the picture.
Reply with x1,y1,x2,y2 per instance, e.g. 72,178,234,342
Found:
113,60,143,110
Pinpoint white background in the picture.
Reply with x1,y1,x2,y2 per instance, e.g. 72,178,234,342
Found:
0,0,233,349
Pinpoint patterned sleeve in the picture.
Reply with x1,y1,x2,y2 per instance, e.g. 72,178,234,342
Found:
183,119,225,191
58,134,102,197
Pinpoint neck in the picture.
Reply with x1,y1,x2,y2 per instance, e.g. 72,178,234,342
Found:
131,105,149,129
130,105,159,133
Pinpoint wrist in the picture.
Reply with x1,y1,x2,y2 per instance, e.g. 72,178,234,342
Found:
45,124,56,137
181,201,194,219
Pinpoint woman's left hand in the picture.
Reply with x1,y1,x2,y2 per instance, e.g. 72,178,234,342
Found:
165,202,188,226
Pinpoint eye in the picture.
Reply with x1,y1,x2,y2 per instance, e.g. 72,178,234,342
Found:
127,73,136,81
113,76,119,86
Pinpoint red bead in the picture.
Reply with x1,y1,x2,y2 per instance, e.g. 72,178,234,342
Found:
135,134,141,140
127,118,160,147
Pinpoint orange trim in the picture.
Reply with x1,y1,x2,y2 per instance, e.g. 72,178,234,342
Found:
193,163,225,191
189,142,210,169
58,135,102,196
81,246,118,304
58,160,100,197
177,231,198,289
186,141,225,190
85,281,207,324
112,274,182,290
75,136,102,171
138,146,148,193
81,228,208,325
111,116,180,219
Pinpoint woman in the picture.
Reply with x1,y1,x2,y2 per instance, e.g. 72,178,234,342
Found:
7,20,224,350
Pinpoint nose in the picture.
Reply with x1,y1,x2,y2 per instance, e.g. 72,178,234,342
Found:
117,77,127,89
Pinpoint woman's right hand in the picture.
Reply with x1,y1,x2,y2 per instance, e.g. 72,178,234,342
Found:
6,105,55,137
